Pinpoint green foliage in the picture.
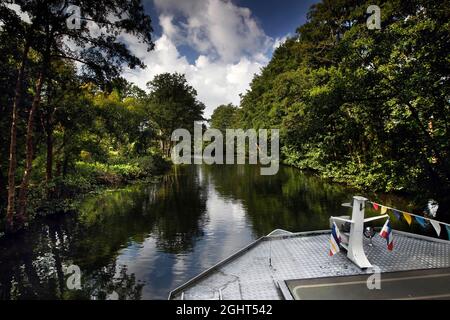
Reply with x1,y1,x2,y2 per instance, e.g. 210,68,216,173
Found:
19,154,170,223
237,0,450,208
75,155,170,185
209,104,239,132
0,0,155,82
1,43,208,232
0,0,159,231
146,72,205,155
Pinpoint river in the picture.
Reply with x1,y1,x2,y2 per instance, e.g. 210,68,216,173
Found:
0,164,435,299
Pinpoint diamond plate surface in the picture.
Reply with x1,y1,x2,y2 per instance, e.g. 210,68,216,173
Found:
175,232,450,300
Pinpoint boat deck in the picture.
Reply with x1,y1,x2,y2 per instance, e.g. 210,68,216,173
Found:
169,230,450,300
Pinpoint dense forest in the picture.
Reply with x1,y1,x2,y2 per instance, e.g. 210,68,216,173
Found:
0,1,204,234
211,0,450,217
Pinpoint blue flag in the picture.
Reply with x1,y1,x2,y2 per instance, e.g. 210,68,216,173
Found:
393,210,401,220
415,216,427,228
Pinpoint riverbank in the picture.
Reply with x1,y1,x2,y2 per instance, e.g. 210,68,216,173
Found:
0,154,171,236
1,158,447,239
281,156,450,223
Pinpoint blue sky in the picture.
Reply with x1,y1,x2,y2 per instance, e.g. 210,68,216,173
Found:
235,0,316,40
124,0,318,117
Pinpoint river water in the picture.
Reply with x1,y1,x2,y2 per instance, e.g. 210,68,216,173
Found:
0,164,436,299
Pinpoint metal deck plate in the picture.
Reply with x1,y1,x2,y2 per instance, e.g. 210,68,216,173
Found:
170,231,450,300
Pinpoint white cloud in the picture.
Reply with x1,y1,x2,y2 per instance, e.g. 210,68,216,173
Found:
2,3,31,24
123,0,277,118
273,34,290,50
123,34,266,118
158,14,181,43
153,0,272,63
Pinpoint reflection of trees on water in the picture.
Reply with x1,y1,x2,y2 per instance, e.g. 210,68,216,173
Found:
202,164,429,236
202,165,352,236
0,220,144,300
77,165,207,254
0,165,207,299
149,165,208,253
67,264,144,300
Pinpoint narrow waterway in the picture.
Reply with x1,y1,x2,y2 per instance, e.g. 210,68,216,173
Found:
0,164,436,299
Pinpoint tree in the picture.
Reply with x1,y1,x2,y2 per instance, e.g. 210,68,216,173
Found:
209,104,238,133
146,73,205,157
1,0,155,229
0,20,30,206
237,0,450,219
39,60,83,182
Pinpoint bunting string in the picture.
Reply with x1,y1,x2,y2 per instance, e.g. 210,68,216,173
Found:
367,200,450,240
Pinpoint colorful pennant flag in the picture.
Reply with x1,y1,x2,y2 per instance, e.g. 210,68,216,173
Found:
430,220,441,237
415,216,427,229
403,212,412,226
392,210,401,220
329,222,342,256
368,199,450,241
380,219,394,251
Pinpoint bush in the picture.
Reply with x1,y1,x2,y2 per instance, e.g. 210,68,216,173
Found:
27,175,95,218
74,154,170,184
0,154,171,234
21,154,171,220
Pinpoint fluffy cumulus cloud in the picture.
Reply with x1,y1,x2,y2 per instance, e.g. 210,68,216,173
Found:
122,0,278,118
153,0,272,63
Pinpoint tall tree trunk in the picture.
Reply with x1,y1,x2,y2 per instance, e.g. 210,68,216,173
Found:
42,85,55,183
62,153,69,178
46,129,53,183
6,42,30,228
43,107,54,183
16,21,53,222
16,71,45,222
0,105,6,201
56,130,66,179
0,164,5,202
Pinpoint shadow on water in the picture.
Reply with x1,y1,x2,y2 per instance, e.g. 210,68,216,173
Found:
0,164,446,299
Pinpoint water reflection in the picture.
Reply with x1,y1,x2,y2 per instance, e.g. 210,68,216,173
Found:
0,164,443,300
202,165,357,235
0,219,145,300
